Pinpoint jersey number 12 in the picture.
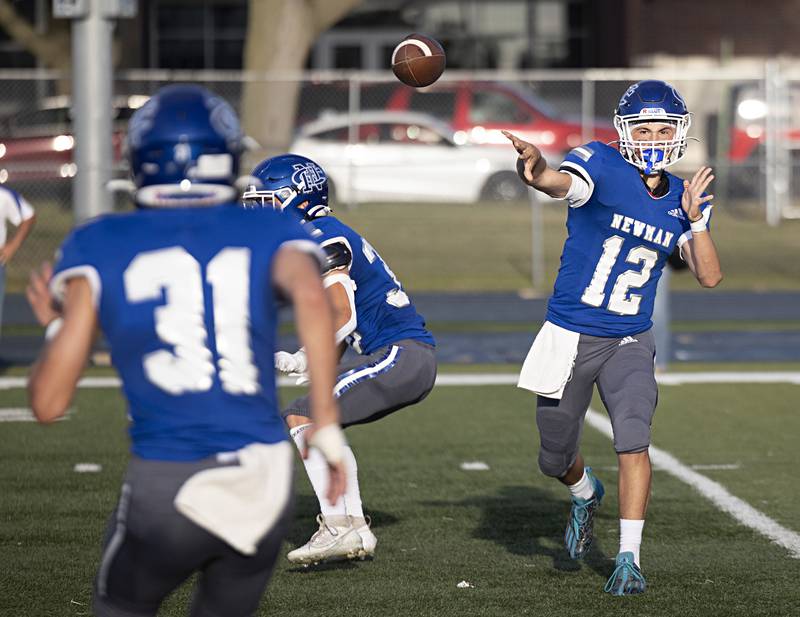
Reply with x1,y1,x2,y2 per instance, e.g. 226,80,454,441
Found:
581,235,658,316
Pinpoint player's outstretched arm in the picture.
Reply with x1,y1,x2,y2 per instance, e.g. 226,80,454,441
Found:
273,246,346,504
680,167,723,288
27,265,97,423
503,130,572,198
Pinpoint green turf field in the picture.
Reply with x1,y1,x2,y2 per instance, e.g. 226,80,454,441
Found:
1,378,798,616
6,200,799,293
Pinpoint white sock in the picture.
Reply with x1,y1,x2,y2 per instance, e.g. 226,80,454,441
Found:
567,469,595,501
290,424,346,518
342,446,365,520
619,519,645,567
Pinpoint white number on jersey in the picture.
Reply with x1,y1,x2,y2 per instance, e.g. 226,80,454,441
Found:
361,238,410,308
608,245,658,315
124,246,260,395
580,236,659,316
581,236,623,308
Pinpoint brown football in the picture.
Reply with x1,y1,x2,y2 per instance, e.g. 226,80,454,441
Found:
391,34,446,88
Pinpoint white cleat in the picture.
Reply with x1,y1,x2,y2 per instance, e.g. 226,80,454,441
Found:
287,514,374,565
352,515,378,559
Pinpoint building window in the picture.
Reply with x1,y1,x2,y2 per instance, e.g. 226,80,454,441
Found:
333,45,362,69
153,0,246,69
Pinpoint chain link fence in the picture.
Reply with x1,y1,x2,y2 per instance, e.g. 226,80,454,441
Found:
0,66,793,292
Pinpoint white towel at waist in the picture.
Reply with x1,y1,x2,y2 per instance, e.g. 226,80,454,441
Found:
174,440,293,556
517,321,580,400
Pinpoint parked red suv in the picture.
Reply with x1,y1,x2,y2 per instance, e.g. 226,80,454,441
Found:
384,81,618,157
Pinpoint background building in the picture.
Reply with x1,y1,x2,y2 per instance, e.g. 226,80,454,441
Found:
5,0,800,72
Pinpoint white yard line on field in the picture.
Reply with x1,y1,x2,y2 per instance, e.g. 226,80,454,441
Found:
0,407,68,422
585,408,800,559
1,371,800,390
690,463,742,471
432,372,800,386
0,407,39,422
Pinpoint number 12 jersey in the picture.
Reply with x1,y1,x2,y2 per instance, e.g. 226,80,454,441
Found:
548,141,712,337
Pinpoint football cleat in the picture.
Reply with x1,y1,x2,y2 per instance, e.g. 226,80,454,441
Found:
351,515,378,558
564,467,605,560
287,515,374,566
604,551,647,596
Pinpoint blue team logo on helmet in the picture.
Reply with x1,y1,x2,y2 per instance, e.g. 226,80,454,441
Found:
128,84,242,207
613,80,692,175
242,154,330,220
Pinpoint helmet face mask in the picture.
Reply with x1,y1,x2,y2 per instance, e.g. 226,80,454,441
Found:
244,154,330,220
242,186,299,211
614,80,692,175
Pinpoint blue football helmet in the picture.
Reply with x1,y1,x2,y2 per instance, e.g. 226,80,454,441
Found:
128,84,242,207
614,80,691,175
242,154,330,220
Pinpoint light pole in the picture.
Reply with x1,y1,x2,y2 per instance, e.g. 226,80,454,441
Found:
53,0,137,222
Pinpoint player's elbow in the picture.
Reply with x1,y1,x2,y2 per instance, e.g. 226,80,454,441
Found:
28,383,69,424
30,399,67,424
698,271,723,288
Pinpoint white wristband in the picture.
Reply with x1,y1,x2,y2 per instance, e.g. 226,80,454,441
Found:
690,219,707,234
307,423,346,465
45,317,64,340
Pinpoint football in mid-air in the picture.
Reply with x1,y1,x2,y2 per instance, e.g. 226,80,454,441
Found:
391,34,446,88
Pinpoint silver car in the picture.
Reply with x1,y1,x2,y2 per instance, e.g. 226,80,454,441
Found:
291,111,527,204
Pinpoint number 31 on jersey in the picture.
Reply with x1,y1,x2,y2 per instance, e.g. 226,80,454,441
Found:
124,246,259,396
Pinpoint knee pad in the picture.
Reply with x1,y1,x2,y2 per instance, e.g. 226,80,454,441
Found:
538,446,574,478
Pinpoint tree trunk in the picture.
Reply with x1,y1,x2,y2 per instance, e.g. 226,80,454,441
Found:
241,0,363,168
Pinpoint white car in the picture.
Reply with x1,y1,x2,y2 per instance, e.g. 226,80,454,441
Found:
291,111,527,203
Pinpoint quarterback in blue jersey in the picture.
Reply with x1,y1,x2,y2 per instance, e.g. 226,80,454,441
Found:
505,80,722,595
242,154,437,565
26,85,347,617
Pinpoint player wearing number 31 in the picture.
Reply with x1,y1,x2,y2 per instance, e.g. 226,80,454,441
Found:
505,80,721,596
25,85,347,617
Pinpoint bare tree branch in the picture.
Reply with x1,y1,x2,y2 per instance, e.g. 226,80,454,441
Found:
0,0,71,71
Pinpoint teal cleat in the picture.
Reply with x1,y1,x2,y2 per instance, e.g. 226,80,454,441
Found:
564,467,605,560
604,552,647,596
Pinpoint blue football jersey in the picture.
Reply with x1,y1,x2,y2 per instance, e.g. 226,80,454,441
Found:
51,205,321,461
549,141,712,337
305,215,434,355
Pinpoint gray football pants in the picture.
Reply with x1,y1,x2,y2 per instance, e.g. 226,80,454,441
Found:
536,329,658,478
283,339,437,428
92,454,293,617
